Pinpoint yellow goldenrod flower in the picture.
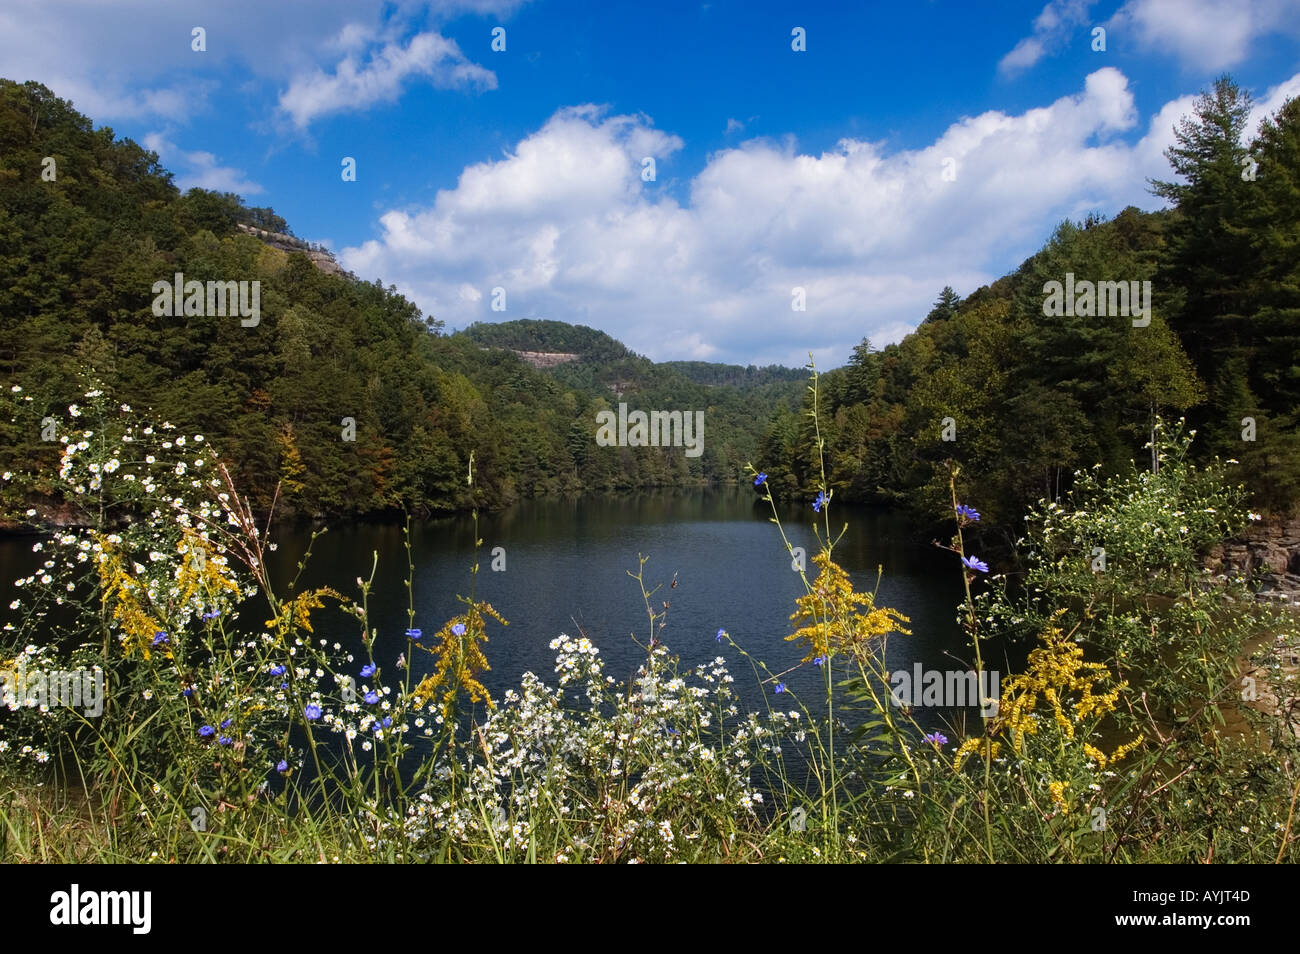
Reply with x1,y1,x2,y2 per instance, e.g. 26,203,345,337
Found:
786,552,909,663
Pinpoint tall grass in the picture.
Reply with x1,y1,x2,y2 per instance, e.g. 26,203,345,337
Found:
1,374,1298,863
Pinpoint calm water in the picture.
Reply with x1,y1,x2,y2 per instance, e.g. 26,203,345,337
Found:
1,488,993,728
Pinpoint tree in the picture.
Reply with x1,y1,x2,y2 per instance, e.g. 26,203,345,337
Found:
1150,76,1255,439
842,337,880,406
923,286,961,324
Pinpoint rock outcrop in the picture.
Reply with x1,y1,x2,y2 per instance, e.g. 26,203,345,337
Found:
237,224,349,277
1208,514,1300,606
510,350,580,369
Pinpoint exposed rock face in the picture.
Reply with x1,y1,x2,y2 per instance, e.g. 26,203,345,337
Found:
236,224,348,277
1207,515,1300,605
510,350,580,369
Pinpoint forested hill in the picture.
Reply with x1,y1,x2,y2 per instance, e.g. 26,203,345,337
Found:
2,76,1297,534
0,80,802,522
460,319,804,406
759,77,1300,530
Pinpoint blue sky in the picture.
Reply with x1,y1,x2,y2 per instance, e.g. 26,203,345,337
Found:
3,0,1299,366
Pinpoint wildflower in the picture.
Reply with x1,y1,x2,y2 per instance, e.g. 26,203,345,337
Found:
451,623,466,637
962,555,989,574
198,725,215,738
813,655,826,666
220,718,233,729
754,472,767,486
304,704,322,721
276,760,289,773
774,682,787,694
406,628,422,640
716,628,726,642
956,504,981,522
269,665,286,676
813,490,827,513
364,691,379,705
151,631,168,646
382,716,392,728
218,735,232,746
1048,780,1070,813
922,732,948,747
787,552,910,663
182,687,194,698
202,609,220,620
361,663,376,678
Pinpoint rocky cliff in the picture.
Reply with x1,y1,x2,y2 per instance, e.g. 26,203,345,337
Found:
1209,514,1300,607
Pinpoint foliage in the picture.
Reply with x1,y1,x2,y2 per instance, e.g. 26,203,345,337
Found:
1,374,1298,864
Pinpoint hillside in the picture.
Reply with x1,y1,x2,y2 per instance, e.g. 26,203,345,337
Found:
2,76,1297,535
0,81,799,523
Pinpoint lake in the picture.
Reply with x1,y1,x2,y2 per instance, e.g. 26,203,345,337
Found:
1,488,993,731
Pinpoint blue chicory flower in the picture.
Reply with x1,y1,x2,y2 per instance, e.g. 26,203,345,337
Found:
276,760,289,773
451,623,466,637
198,724,215,738
754,472,767,486
151,631,168,646
956,504,981,522
360,663,376,678
716,628,726,642
774,682,787,694
923,732,948,746
813,491,827,513
962,555,990,574
304,703,322,721
405,628,422,640
364,691,379,705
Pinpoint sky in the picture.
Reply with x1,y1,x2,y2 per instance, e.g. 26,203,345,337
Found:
3,0,1299,368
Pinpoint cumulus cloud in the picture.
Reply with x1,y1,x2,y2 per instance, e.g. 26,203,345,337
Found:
1108,0,1300,71
0,0,523,125
1003,0,1300,76
276,30,497,131
999,0,1097,76
142,133,264,195
338,68,1233,367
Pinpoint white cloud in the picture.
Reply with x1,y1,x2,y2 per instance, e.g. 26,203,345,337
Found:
338,68,1232,367
1250,73,1300,130
142,133,263,195
999,0,1097,76
0,1,524,125
1003,0,1300,75
1108,0,1300,71
277,30,497,131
